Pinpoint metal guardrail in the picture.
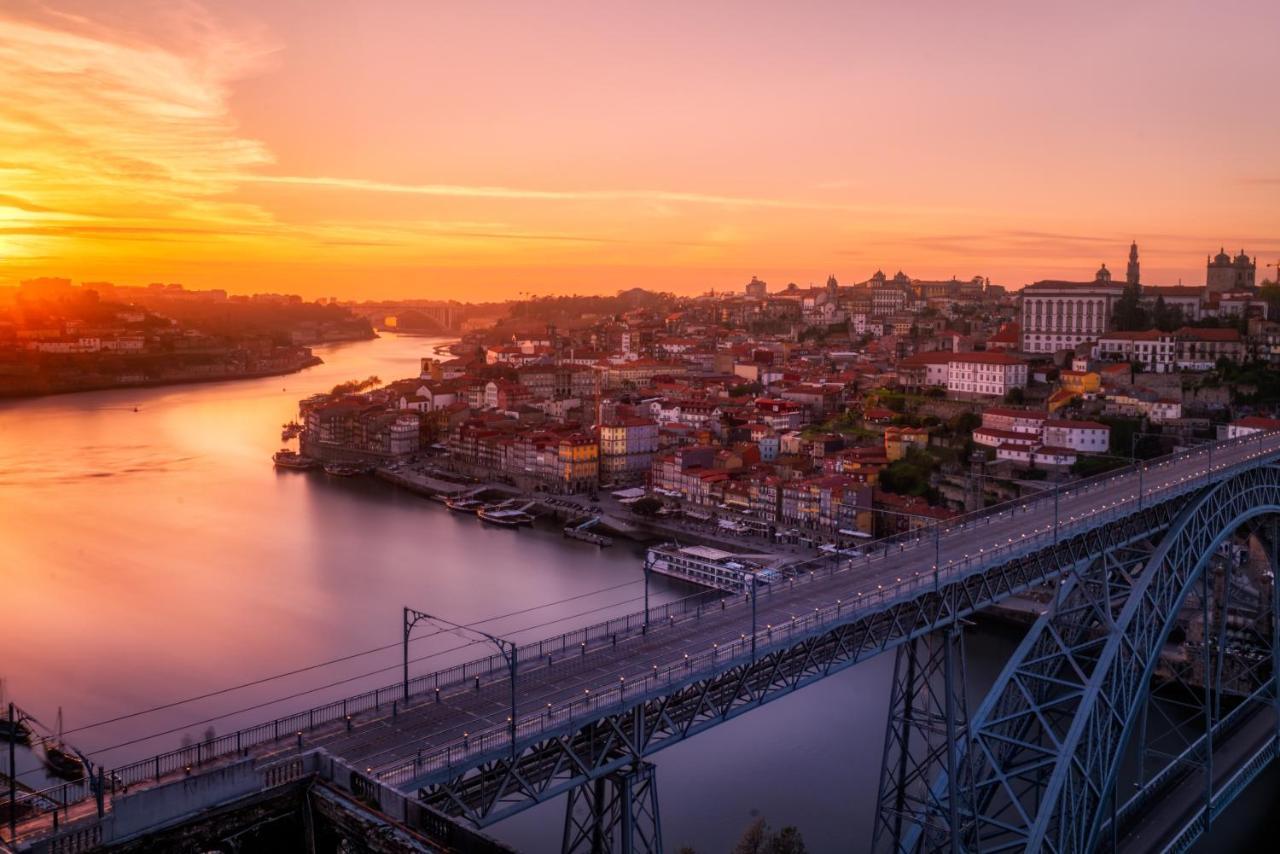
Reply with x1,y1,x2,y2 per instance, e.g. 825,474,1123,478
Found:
1162,733,1279,854
1111,681,1271,829
9,431,1280,832
375,430,1280,785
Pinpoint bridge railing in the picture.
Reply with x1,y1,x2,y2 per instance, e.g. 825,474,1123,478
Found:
12,432,1277,831
374,430,1280,785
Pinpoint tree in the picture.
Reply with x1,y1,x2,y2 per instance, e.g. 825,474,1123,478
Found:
631,496,663,517
880,448,940,500
732,818,808,854
765,827,809,854
1003,387,1026,405
1113,280,1148,331
1261,280,1280,321
1151,295,1170,331
329,375,381,396
733,818,769,854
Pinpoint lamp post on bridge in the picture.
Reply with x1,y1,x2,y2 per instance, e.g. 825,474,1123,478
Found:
642,552,653,633
968,470,1061,543
750,572,758,663
403,607,519,760
870,504,951,593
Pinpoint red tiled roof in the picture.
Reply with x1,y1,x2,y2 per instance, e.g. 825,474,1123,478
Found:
1043,419,1108,430
983,406,1046,420
1233,416,1280,429
948,351,1026,366
1176,327,1240,342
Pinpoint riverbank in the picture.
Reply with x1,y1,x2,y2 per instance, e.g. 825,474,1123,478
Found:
371,461,815,557
0,354,324,400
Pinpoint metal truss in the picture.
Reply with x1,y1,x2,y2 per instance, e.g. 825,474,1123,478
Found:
561,761,661,854
415,494,1192,828
873,625,973,854
933,465,1280,854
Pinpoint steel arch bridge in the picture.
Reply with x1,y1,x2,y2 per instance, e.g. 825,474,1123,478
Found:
11,434,1280,854
384,432,1280,854
877,460,1280,854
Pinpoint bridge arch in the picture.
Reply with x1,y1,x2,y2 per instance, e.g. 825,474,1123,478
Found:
957,464,1280,853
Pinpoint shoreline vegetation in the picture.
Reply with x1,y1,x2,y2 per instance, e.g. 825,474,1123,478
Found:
0,277,380,399
0,352,329,399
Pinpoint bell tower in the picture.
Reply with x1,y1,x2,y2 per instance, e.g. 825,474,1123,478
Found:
1126,241,1140,286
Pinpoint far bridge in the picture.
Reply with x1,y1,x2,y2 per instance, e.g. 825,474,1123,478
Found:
8,430,1280,854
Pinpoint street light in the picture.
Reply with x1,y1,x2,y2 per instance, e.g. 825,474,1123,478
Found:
969,470,1060,542
403,607,519,760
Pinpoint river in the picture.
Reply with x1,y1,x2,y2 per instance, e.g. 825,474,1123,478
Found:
7,332,1241,853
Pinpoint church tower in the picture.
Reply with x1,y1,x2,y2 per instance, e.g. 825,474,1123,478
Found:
1126,241,1140,286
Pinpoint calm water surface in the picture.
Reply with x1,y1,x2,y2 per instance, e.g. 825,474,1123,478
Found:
0,333,1021,853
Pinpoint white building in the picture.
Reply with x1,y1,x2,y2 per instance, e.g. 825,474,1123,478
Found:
1225,416,1280,438
1041,419,1110,453
1095,330,1175,373
1020,271,1125,354
946,353,1028,398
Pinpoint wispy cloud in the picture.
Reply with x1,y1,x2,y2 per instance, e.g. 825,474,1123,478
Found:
0,8,275,259
239,173,864,213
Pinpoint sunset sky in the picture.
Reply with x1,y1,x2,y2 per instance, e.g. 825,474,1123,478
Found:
0,0,1276,301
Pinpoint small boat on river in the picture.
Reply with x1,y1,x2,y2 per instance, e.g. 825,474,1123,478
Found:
322,463,365,477
0,681,31,745
478,506,534,527
41,708,85,781
273,449,318,470
446,498,484,514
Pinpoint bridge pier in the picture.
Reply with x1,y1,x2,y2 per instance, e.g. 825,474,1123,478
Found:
562,761,662,854
872,624,972,854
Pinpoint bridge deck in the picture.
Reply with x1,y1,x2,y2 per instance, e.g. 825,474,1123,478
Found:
259,433,1280,784
9,432,1280,847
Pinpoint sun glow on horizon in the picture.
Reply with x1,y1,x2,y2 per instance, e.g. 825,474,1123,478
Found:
1,0,1277,300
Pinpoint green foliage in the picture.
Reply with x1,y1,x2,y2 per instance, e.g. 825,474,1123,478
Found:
329,375,381,396
631,496,663,517
1150,295,1185,332
880,447,940,500
1003,387,1026,405
804,411,875,440
946,411,981,436
731,817,809,854
1095,415,1142,458
1260,281,1280,320
1071,455,1127,477
1113,280,1148,331
1214,359,1280,406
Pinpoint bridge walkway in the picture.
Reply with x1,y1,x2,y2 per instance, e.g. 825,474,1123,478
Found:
253,435,1280,783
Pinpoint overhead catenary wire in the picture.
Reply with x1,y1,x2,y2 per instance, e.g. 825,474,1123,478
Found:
62,577,644,737
78,585,658,761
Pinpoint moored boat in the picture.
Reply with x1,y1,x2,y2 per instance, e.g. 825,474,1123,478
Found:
0,714,31,746
42,741,85,781
41,707,85,781
273,449,318,470
478,506,534,527
0,680,31,745
322,463,365,477
445,498,484,514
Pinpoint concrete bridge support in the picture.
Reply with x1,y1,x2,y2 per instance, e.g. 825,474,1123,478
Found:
561,761,661,854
